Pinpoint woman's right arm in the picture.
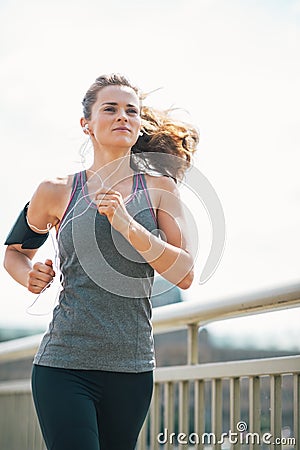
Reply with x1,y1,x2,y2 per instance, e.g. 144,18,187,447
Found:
4,245,55,293
3,179,66,293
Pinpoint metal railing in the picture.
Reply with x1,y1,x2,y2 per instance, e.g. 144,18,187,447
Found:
137,281,300,450
0,281,300,450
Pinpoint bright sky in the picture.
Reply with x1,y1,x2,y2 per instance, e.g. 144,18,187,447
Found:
0,0,300,350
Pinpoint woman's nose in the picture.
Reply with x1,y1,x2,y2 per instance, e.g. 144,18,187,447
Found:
116,109,128,121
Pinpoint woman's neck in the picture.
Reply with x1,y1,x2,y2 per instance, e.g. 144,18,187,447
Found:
87,149,133,189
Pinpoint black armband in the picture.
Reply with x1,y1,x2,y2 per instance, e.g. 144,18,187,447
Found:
4,202,49,249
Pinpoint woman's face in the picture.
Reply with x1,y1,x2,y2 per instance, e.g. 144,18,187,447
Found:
88,85,141,149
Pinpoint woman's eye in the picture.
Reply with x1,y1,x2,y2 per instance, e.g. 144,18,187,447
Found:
102,107,138,114
127,109,138,115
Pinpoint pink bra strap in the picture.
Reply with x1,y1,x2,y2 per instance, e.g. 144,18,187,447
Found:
56,172,81,234
138,173,158,227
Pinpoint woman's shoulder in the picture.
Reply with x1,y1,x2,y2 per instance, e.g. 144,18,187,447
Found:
143,174,180,211
34,173,77,199
30,173,78,212
28,173,80,224
144,173,178,193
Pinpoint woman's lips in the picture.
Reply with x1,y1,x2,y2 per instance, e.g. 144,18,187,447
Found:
113,127,131,132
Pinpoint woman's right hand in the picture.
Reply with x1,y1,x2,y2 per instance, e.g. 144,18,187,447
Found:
27,259,56,294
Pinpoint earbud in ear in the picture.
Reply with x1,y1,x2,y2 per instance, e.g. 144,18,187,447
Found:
83,124,89,131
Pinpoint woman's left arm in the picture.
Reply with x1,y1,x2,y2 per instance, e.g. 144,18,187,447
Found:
129,176,194,289
97,176,195,289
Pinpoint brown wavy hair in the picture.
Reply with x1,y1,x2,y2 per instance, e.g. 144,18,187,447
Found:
82,74,199,181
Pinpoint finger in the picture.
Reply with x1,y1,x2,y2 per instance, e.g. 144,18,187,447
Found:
95,191,121,200
28,285,44,294
33,262,55,278
29,270,54,285
95,194,122,202
97,199,119,208
30,265,55,281
28,278,52,293
45,259,53,267
44,259,56,276
28,281,52,294
95,188,120,195
29,277,51,288
36,271,54,283
98,206,114,216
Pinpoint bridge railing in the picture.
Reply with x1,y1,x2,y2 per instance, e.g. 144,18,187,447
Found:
0,281,299,450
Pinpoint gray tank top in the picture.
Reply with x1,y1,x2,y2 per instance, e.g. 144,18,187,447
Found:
33,171,157,372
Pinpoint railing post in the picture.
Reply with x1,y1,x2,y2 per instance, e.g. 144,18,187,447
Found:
187,323,199,365
178,381,189,450
294,374,300,448
230,378,241,450
212,379,222,450
249,376,260,450
270,375,282,450
194,380,205,450
163,381,174,450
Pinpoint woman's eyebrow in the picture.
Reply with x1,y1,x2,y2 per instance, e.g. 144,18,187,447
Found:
100,102,138,107
100,102,117,106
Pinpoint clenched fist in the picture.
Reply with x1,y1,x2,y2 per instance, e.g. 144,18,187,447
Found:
96,188,132,233
28,259,55,294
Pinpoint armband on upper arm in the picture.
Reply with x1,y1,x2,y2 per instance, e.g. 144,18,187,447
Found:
4,203,49,249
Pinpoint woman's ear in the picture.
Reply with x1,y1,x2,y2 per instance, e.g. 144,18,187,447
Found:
80,117,90,135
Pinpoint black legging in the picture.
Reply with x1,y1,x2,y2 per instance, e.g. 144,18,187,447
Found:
31,364,153,450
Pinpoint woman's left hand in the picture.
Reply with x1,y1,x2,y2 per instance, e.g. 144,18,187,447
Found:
95,189,132,233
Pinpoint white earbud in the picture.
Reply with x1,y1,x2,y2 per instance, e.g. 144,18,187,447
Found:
83,124,89,132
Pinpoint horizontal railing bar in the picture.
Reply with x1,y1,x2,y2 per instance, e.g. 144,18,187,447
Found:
0,281,299,363
0,334,43,362
154,355,300,382
2,355,299,395
0,379,31,393
152,280,300,333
